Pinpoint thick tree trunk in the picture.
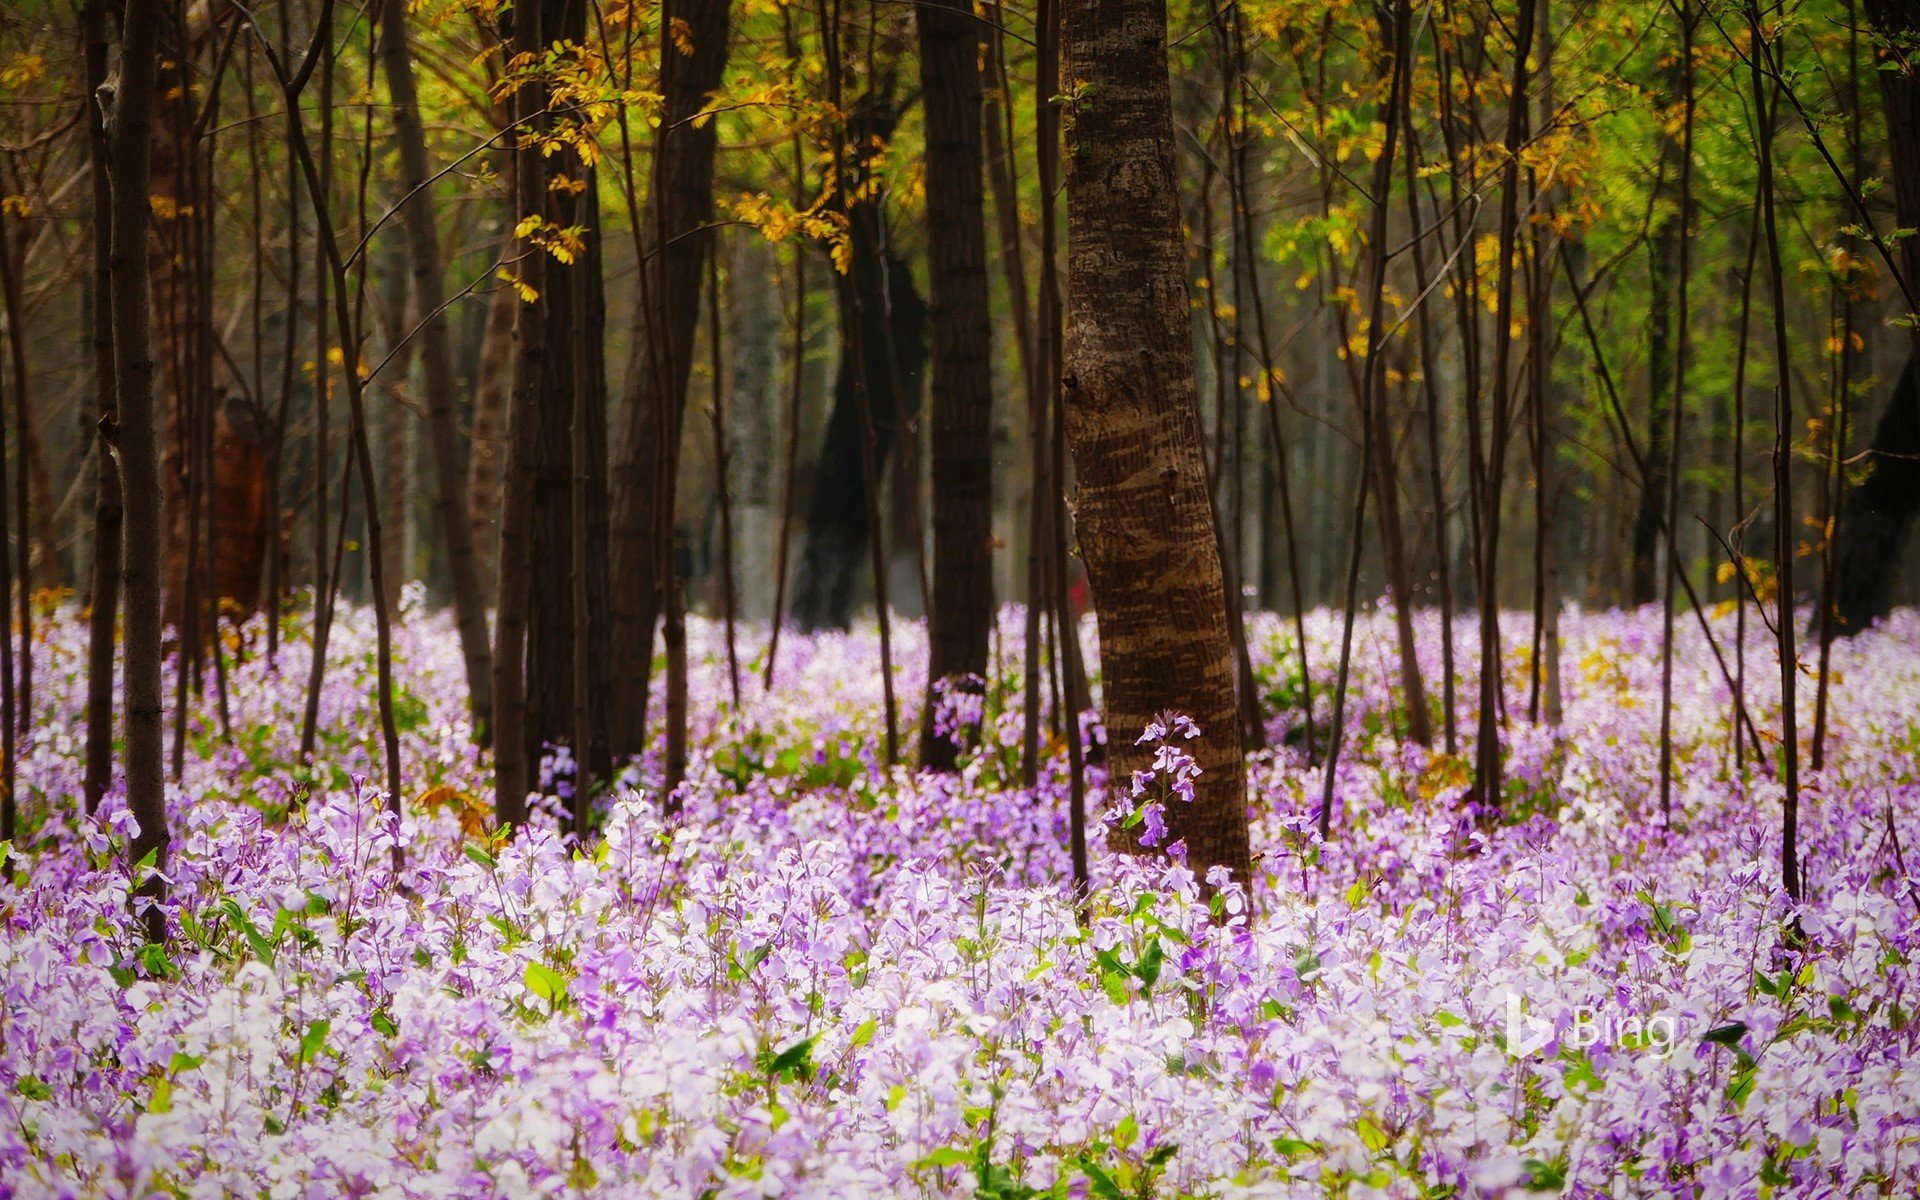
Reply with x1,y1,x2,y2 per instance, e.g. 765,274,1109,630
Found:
1061,0,1250,885
607,0,731,762
110,0,170,940
377,0,497,739
523,0,614,788
917,0,995,770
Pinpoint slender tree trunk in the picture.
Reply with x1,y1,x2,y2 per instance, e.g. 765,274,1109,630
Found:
1657,0,1694,823
1403,101,1456,753
110,0,171,940
607,0,731,761
1750,0,1801,902
917,0,995,770
492,0,547,827
1471,0,1536,812
1061,0,1250,885
376,0,496,740
84,0,121,815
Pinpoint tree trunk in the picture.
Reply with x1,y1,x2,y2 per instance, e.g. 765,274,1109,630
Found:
1061,0,1250,886
917,0,995,770
607,0,731,762
83,0,121,815
110,0,171,940
492,0,547,826
377,0,497,739
523,0,614,788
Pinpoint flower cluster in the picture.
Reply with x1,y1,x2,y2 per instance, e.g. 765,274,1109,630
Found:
0,601,1916,1197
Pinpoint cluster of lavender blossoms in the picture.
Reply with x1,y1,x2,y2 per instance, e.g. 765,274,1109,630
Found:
2,595,1918,1197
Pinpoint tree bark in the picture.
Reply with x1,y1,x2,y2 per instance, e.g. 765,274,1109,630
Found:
377,0,497,739
492,0,547,826
1061,0,1249,885
607,0,731,762
522,0,614,788
110,0,171,940
84,0,121,815
916,0,995,770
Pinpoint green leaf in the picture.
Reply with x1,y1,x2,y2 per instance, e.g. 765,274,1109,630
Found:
1078,1160,1125,1200
849,1018,877,1048
1433,1009,1466,1028
1114,1114,1138,1151
298,1019,331,1063
523,960,569,1008
1135,939,1163,989
1356,1113,1389,1153
765,1036,817,1083
168,1052,205,1074
220,898,274,966
14,1075,50,1101
914,1147,972,1169
464,844,497,870
370,1010,398,1038
1101,970,1131,1006
1701,1022,1749,1047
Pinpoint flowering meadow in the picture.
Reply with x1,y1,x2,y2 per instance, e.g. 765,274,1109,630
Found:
2,595,1918,1198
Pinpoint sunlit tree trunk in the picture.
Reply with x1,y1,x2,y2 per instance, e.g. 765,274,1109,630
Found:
1061,0,1250,885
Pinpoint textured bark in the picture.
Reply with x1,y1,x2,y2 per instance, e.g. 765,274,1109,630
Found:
83,0,121,814
1061,0,1249,885
607,0,731,761
492,0,546,826
916,0,995,770
110,0,171,939
377,0,497,739
523,0,614,787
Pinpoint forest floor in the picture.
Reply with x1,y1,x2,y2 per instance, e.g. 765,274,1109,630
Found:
2,599,1917,1197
